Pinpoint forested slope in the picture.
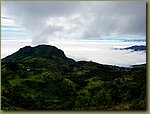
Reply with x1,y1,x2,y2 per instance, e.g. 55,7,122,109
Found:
1,45,146,110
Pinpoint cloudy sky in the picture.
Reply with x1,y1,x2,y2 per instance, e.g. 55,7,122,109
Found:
1,1,146,67
1,1,146,45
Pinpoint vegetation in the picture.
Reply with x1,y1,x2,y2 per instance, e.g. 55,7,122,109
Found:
1,45,146,110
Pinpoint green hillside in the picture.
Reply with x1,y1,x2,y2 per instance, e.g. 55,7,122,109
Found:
1,45,146,111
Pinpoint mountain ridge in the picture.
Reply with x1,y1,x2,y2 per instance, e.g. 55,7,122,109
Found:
114,45,146,52
2,45,67,62
123,45,146,51
2,44,146,67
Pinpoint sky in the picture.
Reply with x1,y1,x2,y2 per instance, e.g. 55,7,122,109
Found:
1,1,146,67
1,1,146,45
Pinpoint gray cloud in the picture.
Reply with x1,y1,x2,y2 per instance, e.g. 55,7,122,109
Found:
81,1,146,38
32,25,64,45
2,1,146,45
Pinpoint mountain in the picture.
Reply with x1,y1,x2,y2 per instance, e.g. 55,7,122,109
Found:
2,45,67,62
123,45,146,51
114,45,146,52
1,45,146,111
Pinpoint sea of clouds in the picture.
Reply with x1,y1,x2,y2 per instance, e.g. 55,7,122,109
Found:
1,40,146,67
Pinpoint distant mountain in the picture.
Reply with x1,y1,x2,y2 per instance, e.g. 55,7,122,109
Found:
1,45,146,111
123,45,146,51
122,39,146,42
114,45,146,52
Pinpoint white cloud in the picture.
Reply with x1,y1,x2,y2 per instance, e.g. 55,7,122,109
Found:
47,40,146,67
